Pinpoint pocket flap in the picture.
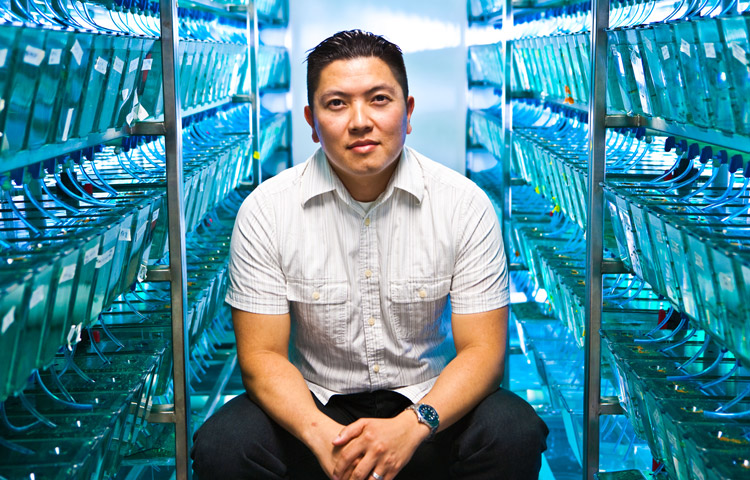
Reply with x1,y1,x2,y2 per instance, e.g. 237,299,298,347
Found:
391,278,451,303
287,280,348,304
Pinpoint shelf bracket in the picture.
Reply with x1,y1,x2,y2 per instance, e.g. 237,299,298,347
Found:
605,115,646,128
601,259,628,275
129,122,167,136
147,403,177,423
600,396,625,415
233,94,255,104
145,266,171,282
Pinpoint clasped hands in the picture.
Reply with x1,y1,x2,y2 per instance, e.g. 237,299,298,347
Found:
312,410,431,480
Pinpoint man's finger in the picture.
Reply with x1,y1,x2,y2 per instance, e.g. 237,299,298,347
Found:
333,419,366,446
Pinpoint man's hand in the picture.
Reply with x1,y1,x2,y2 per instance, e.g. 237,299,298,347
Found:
330,411,430,480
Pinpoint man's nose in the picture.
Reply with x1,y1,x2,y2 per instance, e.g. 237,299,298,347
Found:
349,103,373,132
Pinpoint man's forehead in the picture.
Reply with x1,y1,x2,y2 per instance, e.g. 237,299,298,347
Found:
315,57,401,96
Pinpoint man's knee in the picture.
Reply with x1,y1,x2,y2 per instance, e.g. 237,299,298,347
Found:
191,394,287,479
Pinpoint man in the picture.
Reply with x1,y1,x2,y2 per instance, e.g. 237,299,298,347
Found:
191,30,548,480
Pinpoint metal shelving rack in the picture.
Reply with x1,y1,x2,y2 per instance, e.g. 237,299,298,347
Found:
146,1,263,477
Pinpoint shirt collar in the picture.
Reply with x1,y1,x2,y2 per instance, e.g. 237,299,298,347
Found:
300,146,425,207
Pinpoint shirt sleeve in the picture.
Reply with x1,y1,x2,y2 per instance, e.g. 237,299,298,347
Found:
449,185,509,314
225,189,289,314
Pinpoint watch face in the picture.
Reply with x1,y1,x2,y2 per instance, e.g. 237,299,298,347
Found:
418,404,439,427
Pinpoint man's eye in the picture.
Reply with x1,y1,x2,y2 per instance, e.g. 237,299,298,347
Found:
373,95,390,103
328,99,344,107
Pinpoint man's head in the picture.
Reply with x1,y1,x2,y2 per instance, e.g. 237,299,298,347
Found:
306,30,409,112
303,30,415,202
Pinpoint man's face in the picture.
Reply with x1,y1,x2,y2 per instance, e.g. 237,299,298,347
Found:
304,57,414,188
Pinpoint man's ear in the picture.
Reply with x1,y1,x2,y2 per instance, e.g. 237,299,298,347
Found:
304,106,320,143
406,96,415,135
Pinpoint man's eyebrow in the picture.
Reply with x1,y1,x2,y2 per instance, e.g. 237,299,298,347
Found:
318,84,398,100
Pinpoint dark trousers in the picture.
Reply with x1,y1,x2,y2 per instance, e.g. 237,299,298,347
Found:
191,388,549,480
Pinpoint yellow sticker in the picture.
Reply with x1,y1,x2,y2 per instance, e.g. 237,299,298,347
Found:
253,151,260,159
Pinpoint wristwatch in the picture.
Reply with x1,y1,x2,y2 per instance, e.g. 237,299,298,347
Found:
406,403,439,438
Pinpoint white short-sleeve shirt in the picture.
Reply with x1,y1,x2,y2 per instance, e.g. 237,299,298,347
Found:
226,146,509,404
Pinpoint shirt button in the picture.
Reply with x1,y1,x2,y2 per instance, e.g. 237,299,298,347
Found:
365,269,372,278
373,364,380,373
364,217,371,226
418,288,427,298
312,291,320,301
368,317,375,326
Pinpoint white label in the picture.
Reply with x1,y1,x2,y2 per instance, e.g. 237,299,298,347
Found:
30,286,46,309
71,40,83,66
119,224,132,241
643,36,653,53
94,56,108,74
96,246,115,268
0,98,4,113
129,58,139,73
60,264,77,283
66,323,82,346
719,272,734,291
23,45,45,66
152,208,160,221
122,88,130,101
2,307,14,334
135,222,147,244
694,252,704,270
61,107,74,142
186,54,193,66
661,45,670,60
680,39,691,57
692,460,706,480
655,229,664,243
126,111,135,125
113,56,124,74
704,42,716,59
137,104,149,121
142,58,153,71
0,48,7,68
84,245,99,264
49,48,62,65
732,43,748,66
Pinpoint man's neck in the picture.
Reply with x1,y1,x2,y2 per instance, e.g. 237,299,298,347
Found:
329,160,400,202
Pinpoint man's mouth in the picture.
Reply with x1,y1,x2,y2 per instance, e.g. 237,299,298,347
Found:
347,140,379,153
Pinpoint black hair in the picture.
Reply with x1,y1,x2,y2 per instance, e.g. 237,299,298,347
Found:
305,29,409,109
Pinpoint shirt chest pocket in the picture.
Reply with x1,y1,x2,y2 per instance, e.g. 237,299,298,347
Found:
389,278,451,341
287,280,349,346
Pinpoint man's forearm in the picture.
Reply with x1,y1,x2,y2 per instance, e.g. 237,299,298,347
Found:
242,351,340,446
419,344,503,431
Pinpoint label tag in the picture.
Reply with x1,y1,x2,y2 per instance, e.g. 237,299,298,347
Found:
119,224,132,241
732,43,748,66
680,39,691,57
2,307,14,334
84,245,99,264
0,48,7,68
61,107,74,142
152,208,160,221
96,246,115,268
704,42,716,59
67,323,83,347
129,57,139,73
135,222,147,244
643,36,653,53
126,111,135,126
137,104,149,121
661,45,670,60
94,56,108,74
30,286,46,309
49,48,62,65
719,272,734,291
142,58,153,71
186,54,193,66
24,45,45,66
122,88,130,101
71,40,83,65
694,252,704,270
113,56,124,74
60,264,77,283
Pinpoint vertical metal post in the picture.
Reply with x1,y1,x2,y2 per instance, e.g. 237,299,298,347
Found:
501,0,513,390
584,0,609,477
159,0,191,478
248,2,262,185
